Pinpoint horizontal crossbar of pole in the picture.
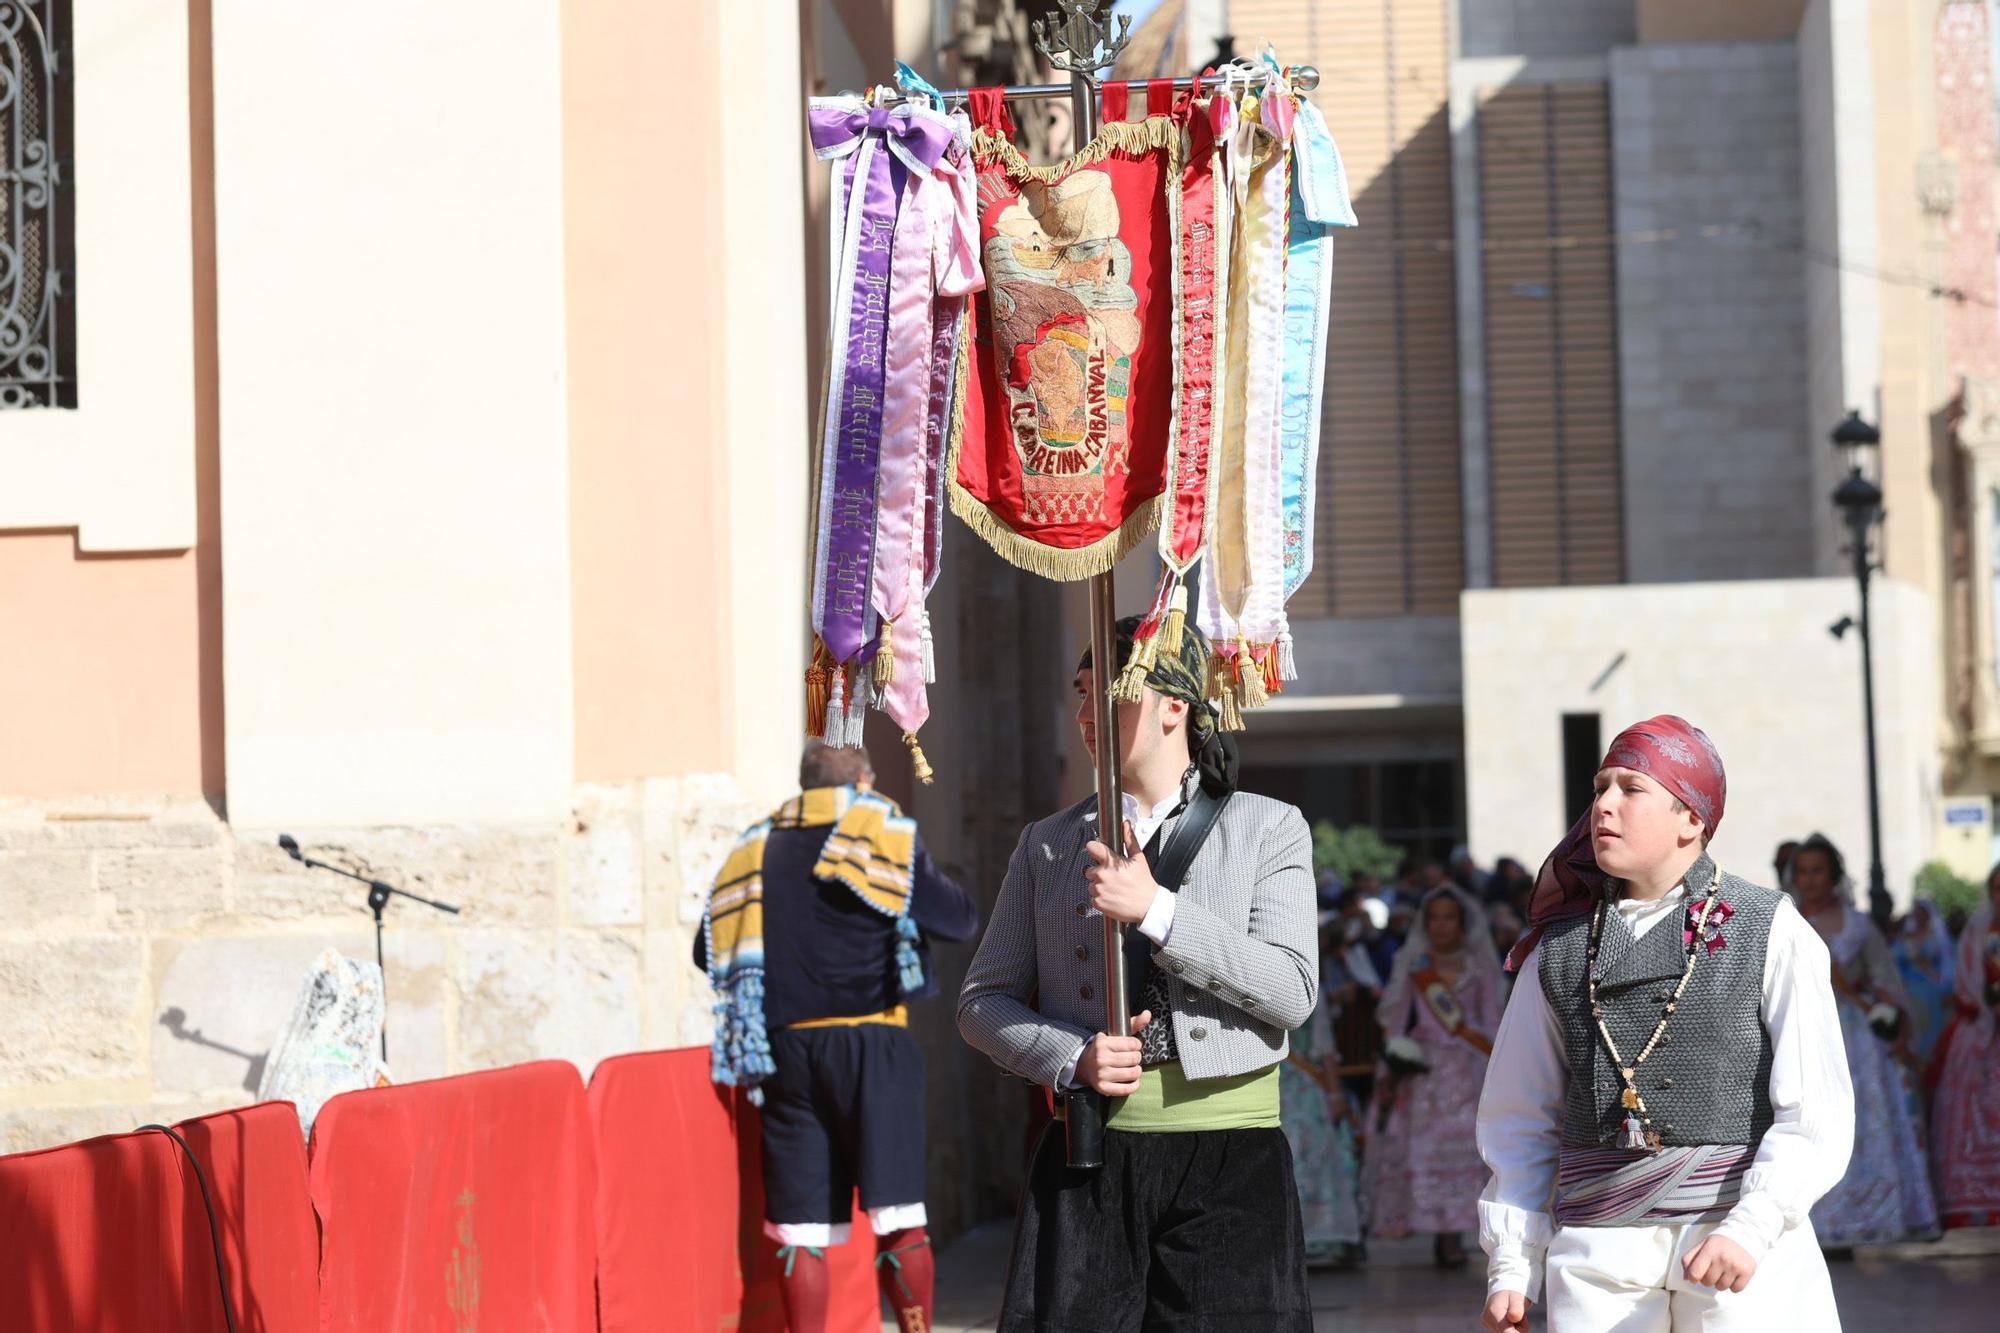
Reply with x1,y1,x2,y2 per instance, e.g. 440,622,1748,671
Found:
872,65,1320,107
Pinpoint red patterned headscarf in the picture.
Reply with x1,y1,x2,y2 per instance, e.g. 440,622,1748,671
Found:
1505,715,1727,971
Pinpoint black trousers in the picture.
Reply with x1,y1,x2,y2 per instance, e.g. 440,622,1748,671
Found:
998,1123,1312,1332
760,1025,926,1226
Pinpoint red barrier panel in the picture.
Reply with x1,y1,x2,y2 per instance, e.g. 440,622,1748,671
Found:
586,1048,878,1333
173,1102,320,1332
309,1060,596,1333
0,1100,315,1332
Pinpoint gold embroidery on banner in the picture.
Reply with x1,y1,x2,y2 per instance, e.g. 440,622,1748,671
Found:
984,167,1139,527
940,118,1184,580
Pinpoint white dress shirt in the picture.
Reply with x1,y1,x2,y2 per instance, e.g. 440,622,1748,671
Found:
1476,884,1854,1302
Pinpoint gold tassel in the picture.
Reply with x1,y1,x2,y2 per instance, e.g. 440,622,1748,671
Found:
1216,679,1245,732
1237,638,1269,710
805,638,833,738
1111,627,1160,703
873,619,896,688
903,732,934,785
1260,644,1283,694
1159,582,1188,657
1135,630,1161,674
1110,657,1149,703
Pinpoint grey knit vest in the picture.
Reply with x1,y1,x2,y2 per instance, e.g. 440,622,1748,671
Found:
1538,857,1779,1148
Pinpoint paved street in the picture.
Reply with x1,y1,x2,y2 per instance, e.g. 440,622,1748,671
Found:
908,1225,2000,1330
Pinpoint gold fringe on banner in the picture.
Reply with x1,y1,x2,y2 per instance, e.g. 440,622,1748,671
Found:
971,115,1184,184
944,301,1164,578
942,120,1189,581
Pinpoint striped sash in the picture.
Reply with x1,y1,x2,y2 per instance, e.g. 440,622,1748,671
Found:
1553,1143,1754,1228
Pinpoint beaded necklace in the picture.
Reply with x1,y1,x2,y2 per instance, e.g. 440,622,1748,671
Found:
1585,869,1723,1153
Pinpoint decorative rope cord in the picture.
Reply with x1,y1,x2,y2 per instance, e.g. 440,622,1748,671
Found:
875,1234,931,1303
776,1244,827,1278
1586,874,1723,1153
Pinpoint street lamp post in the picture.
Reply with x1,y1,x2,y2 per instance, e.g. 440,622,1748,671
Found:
1830,411,1894,926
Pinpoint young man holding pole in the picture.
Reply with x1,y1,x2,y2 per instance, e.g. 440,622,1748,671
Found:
958,617,1318,1330
1476,715,1854,1332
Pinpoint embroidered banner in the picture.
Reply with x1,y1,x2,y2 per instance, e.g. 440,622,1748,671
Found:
947,93,1184,580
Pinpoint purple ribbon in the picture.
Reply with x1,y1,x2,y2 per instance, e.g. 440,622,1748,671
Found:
809,104,953,662
809,106,954,174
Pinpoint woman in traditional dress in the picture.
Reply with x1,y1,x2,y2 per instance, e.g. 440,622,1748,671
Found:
1894,897,1956,1066
1933,866,2000,1229
1791,833,1939,1246
1282,990,1366,1269
1364,884,1500,1267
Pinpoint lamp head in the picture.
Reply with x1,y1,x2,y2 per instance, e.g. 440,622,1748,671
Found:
1830,411,1881,451
1832,469,1883,521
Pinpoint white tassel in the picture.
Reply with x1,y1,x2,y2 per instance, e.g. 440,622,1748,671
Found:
1276,630,1297,682
843,671,870,747
920,608,937,684
823,669,848,745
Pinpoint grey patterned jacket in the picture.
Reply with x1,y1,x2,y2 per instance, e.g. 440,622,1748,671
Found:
957,789,1320,1088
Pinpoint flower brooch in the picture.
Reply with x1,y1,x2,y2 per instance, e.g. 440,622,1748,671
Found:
1684,898,1734,955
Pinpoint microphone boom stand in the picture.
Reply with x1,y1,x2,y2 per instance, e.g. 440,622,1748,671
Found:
277,835,461,1064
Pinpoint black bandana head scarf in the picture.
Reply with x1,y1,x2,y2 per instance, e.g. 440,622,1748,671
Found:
1076,615,1240,796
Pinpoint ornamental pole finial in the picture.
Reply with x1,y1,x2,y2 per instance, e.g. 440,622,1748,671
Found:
1031,0,1132,76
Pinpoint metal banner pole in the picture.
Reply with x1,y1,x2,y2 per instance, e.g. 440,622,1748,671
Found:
1035,0,1131,1172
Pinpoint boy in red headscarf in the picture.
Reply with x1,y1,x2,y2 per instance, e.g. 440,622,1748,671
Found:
1474,716,1853,1332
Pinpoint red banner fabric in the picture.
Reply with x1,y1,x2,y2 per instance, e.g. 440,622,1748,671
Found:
949,98,1182,579
588,1047,876,1333
308,1061,596,1333
0,1101,316,1332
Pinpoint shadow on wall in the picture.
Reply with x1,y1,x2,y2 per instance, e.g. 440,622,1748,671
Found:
158,1006,268,1095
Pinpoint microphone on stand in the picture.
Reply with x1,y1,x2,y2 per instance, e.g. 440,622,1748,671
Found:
275,834,460,1064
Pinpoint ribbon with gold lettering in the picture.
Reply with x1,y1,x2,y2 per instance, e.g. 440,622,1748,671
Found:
807,98,954,745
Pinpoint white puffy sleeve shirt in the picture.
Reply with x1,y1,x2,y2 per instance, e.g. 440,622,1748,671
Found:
1475,888,1854,1301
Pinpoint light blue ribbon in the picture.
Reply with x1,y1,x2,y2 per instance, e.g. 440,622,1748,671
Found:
895,61,946,110
1279,102,1356,598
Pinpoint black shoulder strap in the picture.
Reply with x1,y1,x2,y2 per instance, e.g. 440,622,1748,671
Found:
1150,787,1232,892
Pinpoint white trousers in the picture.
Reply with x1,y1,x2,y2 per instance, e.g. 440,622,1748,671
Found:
1546,1219,1840,1331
